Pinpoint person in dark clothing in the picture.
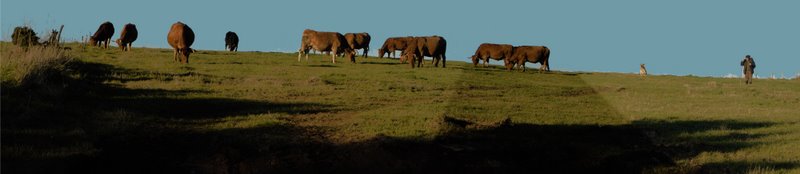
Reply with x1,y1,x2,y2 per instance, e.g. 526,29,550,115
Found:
740,55,756,84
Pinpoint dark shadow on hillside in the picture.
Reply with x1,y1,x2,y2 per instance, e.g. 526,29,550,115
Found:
69,61,231,83
1,60,337,174
107,97,334,119
632,119,779,159
47,118,775,174
699,161,799,173
306,64,338,68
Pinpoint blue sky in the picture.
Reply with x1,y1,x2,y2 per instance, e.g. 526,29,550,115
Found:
2,0,798,77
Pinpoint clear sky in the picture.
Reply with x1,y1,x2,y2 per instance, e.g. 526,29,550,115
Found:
2,0,798,77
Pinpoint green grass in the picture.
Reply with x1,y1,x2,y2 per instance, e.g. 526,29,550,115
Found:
2,42,799,173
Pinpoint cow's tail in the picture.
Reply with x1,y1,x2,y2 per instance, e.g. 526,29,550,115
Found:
543,46,551,71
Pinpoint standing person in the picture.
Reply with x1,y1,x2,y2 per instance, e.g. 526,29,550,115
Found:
740,55,756,84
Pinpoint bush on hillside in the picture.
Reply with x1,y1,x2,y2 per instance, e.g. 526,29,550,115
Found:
1,44,72,88
11,26,41,47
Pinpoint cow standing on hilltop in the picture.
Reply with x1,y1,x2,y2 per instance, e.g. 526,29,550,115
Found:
345,33,371,58
225,31,239,52
167,22,195,64
378,37,415,60
90,22,115,49
401,36,447,68
506,46,551,72
472,43,514,68
414,36,447,68
297,29,355,63
741,55,756,84
116,23,138,51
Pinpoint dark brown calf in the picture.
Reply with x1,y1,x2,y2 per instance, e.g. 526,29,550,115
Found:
116,23,138,51
90,22,114,49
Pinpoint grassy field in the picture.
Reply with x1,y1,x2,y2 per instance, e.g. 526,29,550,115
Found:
2,42,799,173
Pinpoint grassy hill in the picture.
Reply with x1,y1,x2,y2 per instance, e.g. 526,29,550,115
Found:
2,43,799,173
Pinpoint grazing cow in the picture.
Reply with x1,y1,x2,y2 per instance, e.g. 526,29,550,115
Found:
90,22,115,49
378,37,414,59
413,36,447,68
640,64,648,78
297,29,355,63
167,22,195,64
345,32,371,58
115,23,138,51
225,31,239,52
402,38,424,68
506,46,550,72
471,43,514,67
740,55,756,84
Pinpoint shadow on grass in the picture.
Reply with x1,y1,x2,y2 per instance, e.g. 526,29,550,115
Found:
1,60,337,173
306,64,338,68
699,161,800,173
358,61,404,65
57,118,778,174
632,119,779,159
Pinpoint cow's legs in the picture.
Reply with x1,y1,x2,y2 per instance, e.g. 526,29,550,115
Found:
434,56,440,67
331,49,337,64
409,55,415,68
441,54,446,68
298,49,303,62
173,49,179,62
417,55,423,68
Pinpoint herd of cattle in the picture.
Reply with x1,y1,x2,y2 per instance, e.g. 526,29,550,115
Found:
84,21,551,71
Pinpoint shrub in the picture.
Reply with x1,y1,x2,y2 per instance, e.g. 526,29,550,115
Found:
1,44,72,88
11,26,41,47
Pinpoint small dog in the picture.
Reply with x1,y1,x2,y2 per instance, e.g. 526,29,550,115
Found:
640,64,648,78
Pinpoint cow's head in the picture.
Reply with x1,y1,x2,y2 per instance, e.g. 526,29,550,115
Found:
348,49,357,62
115,39,123,49
377,48,385,58
471,55,479,66
181,48,193,63
89,36,97,46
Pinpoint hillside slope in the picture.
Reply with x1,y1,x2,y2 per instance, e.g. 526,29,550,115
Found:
3,43,799,173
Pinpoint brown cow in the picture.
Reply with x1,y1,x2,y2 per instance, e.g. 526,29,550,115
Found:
402,38,424,68
167,22,195,64
297,29,354,63
90,22,114,49
115,23,138,51
378,37,414,59
413,36,447,68
471,43,514,67
345,32,371,58
506,46,550,72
